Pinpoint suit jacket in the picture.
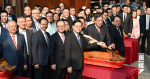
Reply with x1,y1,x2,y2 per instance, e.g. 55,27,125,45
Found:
142,15,150,35
7,14,17,22
0,26,8,58
32,30,50,66
96,3,103,9
31,17,36,28
68,15,77,30
139,16,145,34
0,32,27,71
109,25,125,56
85,24,111,51
50,32,67,68
65,32,97,69
118,13,133,34
17,29,34,64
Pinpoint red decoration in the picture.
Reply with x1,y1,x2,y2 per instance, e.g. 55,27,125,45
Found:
114,51,119,54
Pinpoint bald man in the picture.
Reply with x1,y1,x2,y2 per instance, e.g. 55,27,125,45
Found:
24,6,32,16
0,20,27,76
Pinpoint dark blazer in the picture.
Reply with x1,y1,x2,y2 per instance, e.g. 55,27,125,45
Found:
67,15,77,30
65,32,97,69
96,3,103,9
109,25,125,56
118,13,133,34
32,30,50,66
142,15,150,35
0,26,8,58
31,17,36,28
0,32,27,71
85,24,111,51
8,14,17,22
139,16,145,34
50,32,67,68
17,29,34,64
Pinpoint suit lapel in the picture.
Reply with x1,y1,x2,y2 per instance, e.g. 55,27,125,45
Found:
72,32,81,50
99,25,104,41
39,30,48,46
6,33,17,51
17,33,21,51
56,32,64,45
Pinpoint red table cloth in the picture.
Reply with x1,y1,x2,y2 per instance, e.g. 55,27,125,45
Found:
82,64,138,79
10,75,29,79
124,38,139,64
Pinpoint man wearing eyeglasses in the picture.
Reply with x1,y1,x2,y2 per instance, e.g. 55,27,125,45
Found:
32,17,50,79
31,9,40,30
102,11,112,27
46,11,57,36
109,15,125,56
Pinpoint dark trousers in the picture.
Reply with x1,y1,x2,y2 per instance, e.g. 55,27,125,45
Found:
67,68,83,79
13,66,24,76
141,30,150,54
23,55,34,79
52,68,67,79
34,63,49,79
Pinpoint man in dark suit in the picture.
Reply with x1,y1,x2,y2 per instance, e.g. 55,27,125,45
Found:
0,10,8,28
109,16,125,56
50,20,67,79
102,11,112,28
31,9,40,30
39,6,49,19
0,17,8,58
32,17,50,79
96,0,103,10
136,8,145,42
118,5,133,36
68,7,77,30
0,20,27,76
111,6,118,21
78,17,86,34
5,4,17,22
65,19,106,79
17,16,34,78
86,14,115,51
141,7,150,55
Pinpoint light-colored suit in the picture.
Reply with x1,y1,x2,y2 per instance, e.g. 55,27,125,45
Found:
131,19,140,38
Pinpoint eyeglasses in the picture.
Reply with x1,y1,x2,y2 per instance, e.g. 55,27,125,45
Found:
57,26,65,28
74,26,82,28
46,16,53,18
41,24,48,26
114,21,121,23
96,20,103,22
32,13,40,14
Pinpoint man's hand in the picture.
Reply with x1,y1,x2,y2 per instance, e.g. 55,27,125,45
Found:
34,64,39,69
97,42,107,48
128,33,131,36
108,43,115,49
141,33,143,36
67,67,72,74
51,64,56,70
24,65,27,71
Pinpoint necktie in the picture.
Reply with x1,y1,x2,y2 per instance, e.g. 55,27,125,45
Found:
124,14,126,22
105,20,108,26
62,34,65,44
45,33,49,46
77,35,81,48
12,35,17,49
98,28,100,34
73,16,76,21
117,28,122,37
4,23,6,28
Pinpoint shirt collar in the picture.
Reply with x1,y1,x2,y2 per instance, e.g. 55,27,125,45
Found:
73,31,79,37
41,29,46,34
58,32,64,36
95,24,99,30
8,14,12,17
19,28,26,33
9,33,17,37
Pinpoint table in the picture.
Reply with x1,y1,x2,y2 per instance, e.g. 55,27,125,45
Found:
124,38,139,64
82,64,139,79
10,75,29,79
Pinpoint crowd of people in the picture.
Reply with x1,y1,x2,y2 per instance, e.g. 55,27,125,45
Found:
0,0,149,79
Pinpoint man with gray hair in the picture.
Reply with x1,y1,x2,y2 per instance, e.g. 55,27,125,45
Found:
0,20,27,76
17,16,34,78
31,9,40,30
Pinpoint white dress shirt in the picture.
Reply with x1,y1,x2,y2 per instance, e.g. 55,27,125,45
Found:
73,31,80,40
0,27,1,35
146,14,150,30
70,15,76,21
58,32,65,42
137,16,140,20
33,18,40,31
123,12,127,22
10,33,17,45
19,28,29,55
8,15,12,21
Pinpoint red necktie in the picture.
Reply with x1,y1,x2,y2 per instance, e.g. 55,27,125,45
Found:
12,35,17,49
62,34,65,44
4,23,6,28
98,28,100,34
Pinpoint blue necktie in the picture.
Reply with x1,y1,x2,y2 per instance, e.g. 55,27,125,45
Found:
45,33,49,46
105,20,108,26
117,28,122,37
77,35,81,48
